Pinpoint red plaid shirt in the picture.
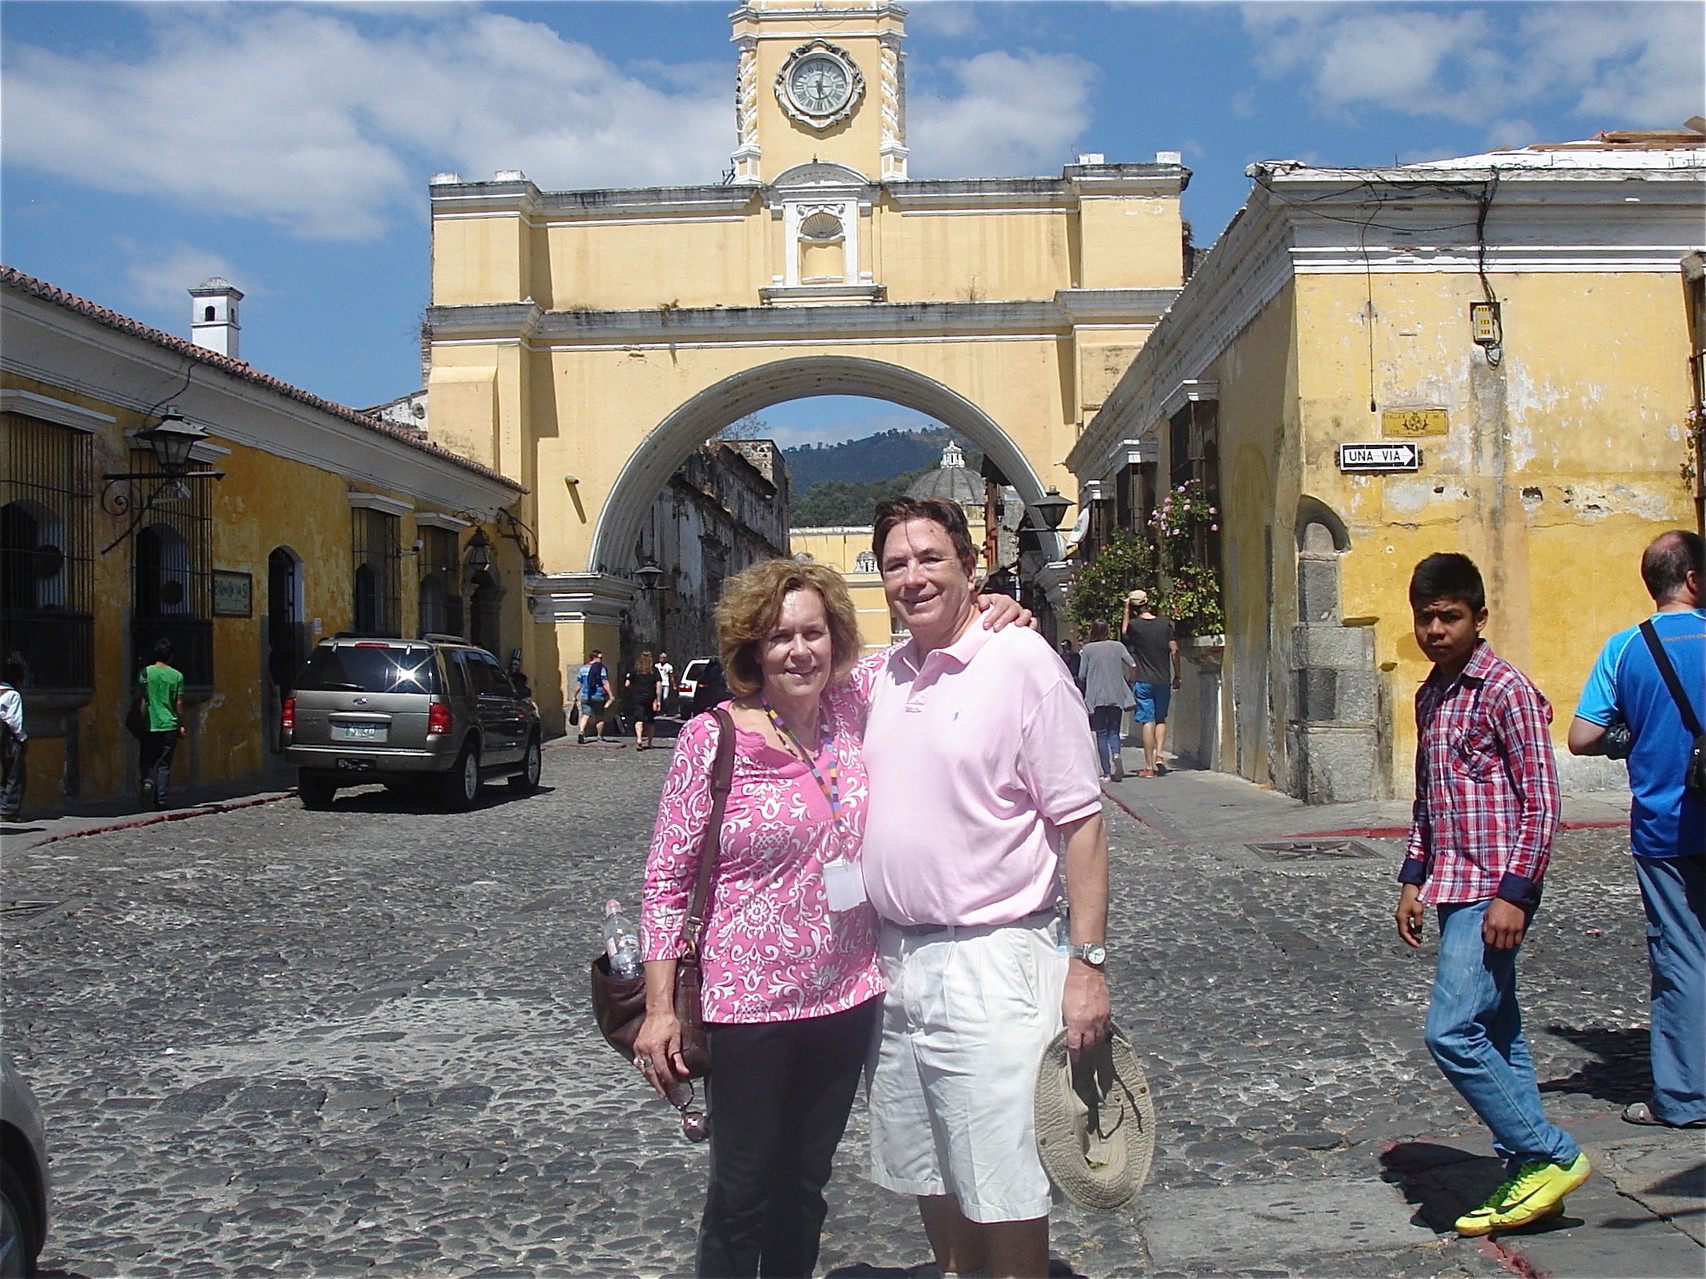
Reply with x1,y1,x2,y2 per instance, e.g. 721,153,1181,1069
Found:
1400,641,1560,906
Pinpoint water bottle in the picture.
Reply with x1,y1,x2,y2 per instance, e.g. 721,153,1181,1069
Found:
603,899,641,979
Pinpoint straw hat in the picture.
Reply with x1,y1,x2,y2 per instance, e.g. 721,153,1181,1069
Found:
1034,1024,1155,1210
1127,589,1149,606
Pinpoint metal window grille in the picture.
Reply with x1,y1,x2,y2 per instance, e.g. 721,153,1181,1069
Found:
417,526,463,638
352,507,400,636
130,454,214,687
0,413,95,691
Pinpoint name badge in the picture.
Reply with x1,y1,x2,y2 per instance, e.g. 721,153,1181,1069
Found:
822,858,867,912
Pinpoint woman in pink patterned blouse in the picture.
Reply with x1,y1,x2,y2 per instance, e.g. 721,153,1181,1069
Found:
635,558,881,1279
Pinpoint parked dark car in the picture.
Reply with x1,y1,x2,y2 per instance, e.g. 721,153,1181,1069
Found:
1,1055,49,1277
284,634,542,810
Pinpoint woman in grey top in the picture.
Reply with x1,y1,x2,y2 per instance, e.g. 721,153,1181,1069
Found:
1077,618,1135,781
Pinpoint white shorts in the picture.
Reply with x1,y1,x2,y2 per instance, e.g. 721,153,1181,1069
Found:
867,914,1067,1223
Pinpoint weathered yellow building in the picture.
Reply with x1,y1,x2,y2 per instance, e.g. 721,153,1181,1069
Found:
1069,128,1706,801
0,268,528,814
423,0,1188,731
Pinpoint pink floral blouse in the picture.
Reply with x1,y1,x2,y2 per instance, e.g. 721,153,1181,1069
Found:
640,683,882,1024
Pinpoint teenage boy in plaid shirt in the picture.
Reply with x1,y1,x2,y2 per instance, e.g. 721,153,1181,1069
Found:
1394,553,1591,1236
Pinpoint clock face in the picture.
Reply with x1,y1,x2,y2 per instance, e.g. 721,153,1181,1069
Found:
788,54,852,117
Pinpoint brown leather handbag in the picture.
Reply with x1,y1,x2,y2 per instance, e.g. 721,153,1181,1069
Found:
590,708,735,1078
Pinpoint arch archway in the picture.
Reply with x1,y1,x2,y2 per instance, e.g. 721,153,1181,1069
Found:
587,356,1065,577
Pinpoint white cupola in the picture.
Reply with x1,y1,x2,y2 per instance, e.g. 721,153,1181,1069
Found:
189,277,243,358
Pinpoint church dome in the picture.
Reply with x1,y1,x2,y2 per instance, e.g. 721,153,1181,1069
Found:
904,441,982,507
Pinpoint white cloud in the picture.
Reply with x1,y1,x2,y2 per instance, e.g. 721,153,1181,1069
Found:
906,1,985,40
1,6,732,242
908,49,1097,178
1242,2,1704,138
120,241,245,315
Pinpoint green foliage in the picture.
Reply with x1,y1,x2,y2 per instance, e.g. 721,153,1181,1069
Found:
791,475,925,527
1068,529,1156,636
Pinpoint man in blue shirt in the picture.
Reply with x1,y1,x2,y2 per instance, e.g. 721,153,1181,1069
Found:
1569,530,1705,1129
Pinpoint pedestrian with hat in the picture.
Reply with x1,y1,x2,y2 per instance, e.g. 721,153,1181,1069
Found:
1121,590,1180,777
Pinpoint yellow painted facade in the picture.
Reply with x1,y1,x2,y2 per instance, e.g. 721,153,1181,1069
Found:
1,271,527,814
1070,138,1705,802
424,0,1187,732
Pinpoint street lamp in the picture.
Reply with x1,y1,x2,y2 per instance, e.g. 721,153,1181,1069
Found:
463,529,495,578
99,405,225,554
634,558,665,592
1030,487,1072,531
134,407,208,474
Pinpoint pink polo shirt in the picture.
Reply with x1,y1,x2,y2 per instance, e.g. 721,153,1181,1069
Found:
855,620,1103,927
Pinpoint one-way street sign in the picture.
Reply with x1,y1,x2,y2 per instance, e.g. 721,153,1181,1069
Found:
1337,442,1421,472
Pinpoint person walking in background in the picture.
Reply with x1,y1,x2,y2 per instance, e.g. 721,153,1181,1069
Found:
136,638,186,811
1121,590,1180,777
656,651,675,716
0,658,27,820
1078,619,1135,782
1394,553,1590,1236
1057,638,1081,691
576,649,615,745
623,650,664,751
1567,529,1705,1129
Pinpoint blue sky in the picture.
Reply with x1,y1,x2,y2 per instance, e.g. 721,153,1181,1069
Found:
4,1,1701,446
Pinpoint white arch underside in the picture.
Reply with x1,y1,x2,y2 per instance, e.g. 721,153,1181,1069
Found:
587,356,1061,573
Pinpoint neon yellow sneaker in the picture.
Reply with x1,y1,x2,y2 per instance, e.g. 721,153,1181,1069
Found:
1455,1154,1591,1235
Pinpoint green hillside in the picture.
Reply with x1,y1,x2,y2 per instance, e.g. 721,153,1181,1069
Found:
784,428,984,526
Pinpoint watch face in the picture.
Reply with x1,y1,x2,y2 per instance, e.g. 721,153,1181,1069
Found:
788,54,852,116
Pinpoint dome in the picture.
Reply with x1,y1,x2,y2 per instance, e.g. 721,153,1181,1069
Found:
904,441,983,507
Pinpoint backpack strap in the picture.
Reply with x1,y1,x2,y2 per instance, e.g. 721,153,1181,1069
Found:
680,707,737,963
1638,620,1703,737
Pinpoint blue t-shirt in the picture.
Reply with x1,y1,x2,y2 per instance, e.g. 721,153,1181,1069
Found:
579,661,607,702
1576,608,1705,859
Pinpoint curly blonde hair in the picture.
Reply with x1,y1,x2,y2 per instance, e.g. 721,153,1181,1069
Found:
715,559,862,697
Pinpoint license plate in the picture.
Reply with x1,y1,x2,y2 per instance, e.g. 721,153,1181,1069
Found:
336,757,378,771
334,723,385,742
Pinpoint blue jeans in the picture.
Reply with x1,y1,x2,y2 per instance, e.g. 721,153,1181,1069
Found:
1426,900,1580,1168
1633,854,1705,1124
1089,705,1123,777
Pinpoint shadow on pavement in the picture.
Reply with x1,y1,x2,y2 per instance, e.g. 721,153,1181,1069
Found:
1380,1141,1505,1232
826,1262,1082,1279
1537,1025,1653,1106
314,783,558,815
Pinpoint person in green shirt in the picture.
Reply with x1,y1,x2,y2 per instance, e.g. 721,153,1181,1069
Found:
135,638,185,810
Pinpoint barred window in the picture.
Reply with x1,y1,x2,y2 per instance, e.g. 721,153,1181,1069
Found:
131,454,214,688
353,507,401,636
1,412,95,692
417,525,463,638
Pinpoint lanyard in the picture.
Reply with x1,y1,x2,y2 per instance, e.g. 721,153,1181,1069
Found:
760,695,844,831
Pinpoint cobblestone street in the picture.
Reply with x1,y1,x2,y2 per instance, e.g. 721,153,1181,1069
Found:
2,738,1701,1278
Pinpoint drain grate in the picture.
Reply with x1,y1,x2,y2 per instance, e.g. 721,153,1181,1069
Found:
1247,839,1379,863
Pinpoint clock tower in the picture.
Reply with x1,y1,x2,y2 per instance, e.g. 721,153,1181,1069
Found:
730,0,908,184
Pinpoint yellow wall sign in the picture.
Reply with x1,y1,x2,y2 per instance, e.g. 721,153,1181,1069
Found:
1382,408,1449,438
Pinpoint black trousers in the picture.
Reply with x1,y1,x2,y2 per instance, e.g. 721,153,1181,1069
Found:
696,998,879,1279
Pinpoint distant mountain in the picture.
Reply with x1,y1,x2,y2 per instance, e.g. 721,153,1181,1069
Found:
783,427,985,526
783,427,979,487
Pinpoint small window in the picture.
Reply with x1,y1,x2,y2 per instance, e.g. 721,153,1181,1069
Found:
202,306,216,322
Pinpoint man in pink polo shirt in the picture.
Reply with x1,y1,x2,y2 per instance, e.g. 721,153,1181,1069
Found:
857,496,1111,1279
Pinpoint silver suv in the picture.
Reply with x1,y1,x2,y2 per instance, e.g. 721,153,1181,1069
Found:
284,635,542,810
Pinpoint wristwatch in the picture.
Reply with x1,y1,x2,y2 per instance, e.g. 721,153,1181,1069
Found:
1067,941,1108,966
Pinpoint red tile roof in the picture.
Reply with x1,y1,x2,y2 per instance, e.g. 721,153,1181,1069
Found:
0,264,523,492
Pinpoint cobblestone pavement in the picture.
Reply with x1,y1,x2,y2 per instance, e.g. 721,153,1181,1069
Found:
2,739,1700,1278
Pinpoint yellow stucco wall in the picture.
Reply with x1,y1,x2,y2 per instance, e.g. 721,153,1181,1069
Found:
2,369,529,814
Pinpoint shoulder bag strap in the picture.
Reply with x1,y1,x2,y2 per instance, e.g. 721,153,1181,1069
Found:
1639,620,1704,737
681,707,737,962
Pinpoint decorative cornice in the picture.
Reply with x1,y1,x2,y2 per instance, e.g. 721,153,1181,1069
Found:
526,572,637,627
0,387,115,432
348,491,415,516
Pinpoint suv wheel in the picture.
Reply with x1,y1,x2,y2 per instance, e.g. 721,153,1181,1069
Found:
438,742,480,810
509,734,542,793
298,771,337,811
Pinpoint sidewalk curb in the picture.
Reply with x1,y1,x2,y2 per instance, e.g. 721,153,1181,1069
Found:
28,792,296,848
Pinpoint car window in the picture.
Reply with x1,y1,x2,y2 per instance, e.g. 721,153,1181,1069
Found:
296,645,442,695
464,651,512,697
